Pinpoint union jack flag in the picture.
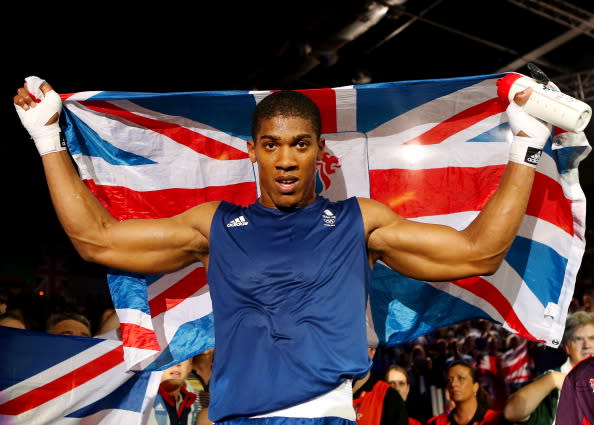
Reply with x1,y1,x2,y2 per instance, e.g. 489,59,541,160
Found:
501,337,535,389
57,73,590,371
0,327,161,424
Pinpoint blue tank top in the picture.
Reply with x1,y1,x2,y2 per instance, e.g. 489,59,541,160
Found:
207,196,372,421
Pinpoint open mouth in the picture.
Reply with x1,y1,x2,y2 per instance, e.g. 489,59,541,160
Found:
275,176,298,193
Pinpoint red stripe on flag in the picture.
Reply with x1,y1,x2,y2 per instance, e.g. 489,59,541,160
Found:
528,172,574,236
370,165,505,218
451,276,541,342
149,267,208,317
120,323,161,351
370,165,574,235
402,98,506,146
503,353,530,375
296,89,338,134
79,100,249,160
0,346,124,415
84,180,257,220
505,360,531,378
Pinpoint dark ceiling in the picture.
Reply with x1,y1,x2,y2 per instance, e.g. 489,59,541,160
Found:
5,0,594,93
2,0,593,282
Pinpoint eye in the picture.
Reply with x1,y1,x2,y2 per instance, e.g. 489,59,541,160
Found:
296,141,308,148
263,142,276,150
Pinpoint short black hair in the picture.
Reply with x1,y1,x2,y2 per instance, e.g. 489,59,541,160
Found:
46,312,91,332
251,90,322,141
0,312,26,328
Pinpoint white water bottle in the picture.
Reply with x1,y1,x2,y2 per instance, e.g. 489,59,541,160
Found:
497,72,592,132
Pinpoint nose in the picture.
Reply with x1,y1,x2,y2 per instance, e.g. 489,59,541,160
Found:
275,145,297,170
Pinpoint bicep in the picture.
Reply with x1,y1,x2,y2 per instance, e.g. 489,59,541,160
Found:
86,202,216,274
362,199,488,281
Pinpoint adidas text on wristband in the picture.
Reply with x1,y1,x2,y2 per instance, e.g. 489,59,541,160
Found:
509,137,543,168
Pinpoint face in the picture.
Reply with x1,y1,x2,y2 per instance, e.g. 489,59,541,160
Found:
161,359,193,384
386,369,410,401
566,323,594,365
247,115,325,210
447,365,479,404
49,319,91,337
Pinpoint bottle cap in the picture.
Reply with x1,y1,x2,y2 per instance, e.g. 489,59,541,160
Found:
496,73,523,102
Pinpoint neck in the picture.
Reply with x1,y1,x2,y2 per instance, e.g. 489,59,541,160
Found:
453,397,478,425
194,364,212,382
352,372,370,394
161,381,183,399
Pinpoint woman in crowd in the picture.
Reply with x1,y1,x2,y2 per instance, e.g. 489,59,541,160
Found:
426,361,508,425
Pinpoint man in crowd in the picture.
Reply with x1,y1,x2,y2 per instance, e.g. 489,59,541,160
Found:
46,312,91,337
0,312,27,329
385,365,422,425
503,311,594,424
148,359,209,425
14,76,548,424
555,353,594,424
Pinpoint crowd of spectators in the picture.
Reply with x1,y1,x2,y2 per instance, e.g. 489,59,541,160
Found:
2,285,593,424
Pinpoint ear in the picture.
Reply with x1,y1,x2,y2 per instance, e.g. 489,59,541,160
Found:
317,137,326,161
247,140,257,163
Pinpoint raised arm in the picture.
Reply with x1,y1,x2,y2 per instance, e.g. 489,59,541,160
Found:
503,371,565,423
14,78,214,274
363,88,551,281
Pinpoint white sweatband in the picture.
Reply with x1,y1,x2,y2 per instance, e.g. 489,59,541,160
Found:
506,101,551,167
509,136,544,167
15,76,65,156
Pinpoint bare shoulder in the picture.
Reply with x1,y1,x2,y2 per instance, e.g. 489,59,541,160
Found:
175,200,221,239
355,197,405,235
356,197,392,214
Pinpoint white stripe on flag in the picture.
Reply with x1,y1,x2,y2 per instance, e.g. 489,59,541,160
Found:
160,289,213,343
334,86,357,132
116,308,154,332
367,79,498,139
369,138,508,170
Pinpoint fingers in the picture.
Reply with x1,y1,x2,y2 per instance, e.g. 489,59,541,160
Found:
513,87,532,106
13,81,55,111
40,82,53,95
13,87,35,111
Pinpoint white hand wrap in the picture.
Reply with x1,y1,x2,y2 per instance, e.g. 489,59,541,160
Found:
506,101,552,167
15,76,65,156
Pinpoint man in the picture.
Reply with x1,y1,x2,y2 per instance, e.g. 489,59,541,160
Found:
555,354,594,425
46,312,92,337
14,76,548,424
148,359,209,425
0,312,27,329
385,365,422,425
352,323,408,425
503,311,594,424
